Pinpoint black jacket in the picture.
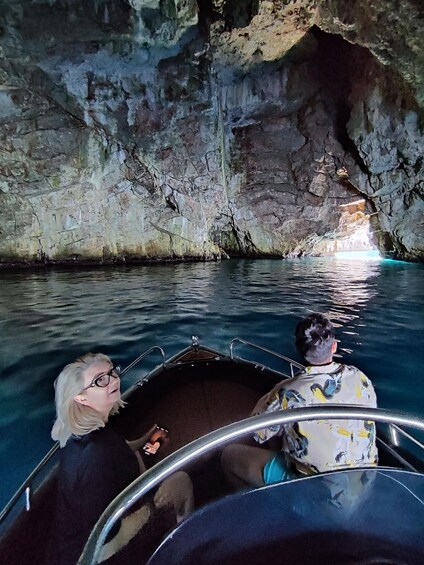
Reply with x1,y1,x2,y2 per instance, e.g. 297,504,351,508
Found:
46,426,139,565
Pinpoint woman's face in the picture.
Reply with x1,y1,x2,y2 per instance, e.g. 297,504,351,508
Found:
76,360,121,417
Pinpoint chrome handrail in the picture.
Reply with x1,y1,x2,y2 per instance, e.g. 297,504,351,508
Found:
230,337,304,378
0,345,167,525
388,423,424,452
121,346,165,378
376,437,418,472
78,406,424,565
0,443,60,523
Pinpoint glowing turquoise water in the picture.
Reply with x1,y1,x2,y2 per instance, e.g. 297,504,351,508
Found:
0,258,423,508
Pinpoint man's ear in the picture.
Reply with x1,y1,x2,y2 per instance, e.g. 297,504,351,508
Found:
74,394,88,406
332,340,337,353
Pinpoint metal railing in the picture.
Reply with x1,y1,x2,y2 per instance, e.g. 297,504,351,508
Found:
389,423,424,451
78,406,424,565
0,345,167,525
122,346,165,392
0,443,60,523
229,337,304,378
121,346,165,378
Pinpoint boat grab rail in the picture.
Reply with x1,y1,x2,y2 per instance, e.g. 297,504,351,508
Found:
388,423,424,452
229,337,304,378
376,437,419,473
121,346,165,385
0,443,60,524
78,406,424,565
0,345,166,526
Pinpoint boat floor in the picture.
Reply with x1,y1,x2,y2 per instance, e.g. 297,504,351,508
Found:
111,360,271,507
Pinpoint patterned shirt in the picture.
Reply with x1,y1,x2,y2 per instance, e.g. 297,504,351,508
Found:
253,362,378,474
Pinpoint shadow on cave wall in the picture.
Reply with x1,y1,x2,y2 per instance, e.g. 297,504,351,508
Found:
197,0,259,37
309,26,373,175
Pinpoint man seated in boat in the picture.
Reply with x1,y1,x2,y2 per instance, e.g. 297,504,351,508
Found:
221,313,378,488
45,352,194,565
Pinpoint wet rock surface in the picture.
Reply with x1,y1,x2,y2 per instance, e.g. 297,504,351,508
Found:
0,0,422,264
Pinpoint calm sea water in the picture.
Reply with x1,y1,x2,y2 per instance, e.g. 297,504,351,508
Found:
0,258,423,509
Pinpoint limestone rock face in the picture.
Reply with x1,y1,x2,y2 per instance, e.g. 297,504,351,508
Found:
0,0,422,264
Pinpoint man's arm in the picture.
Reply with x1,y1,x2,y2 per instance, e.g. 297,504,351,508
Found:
253,378,309,444
251,380,288,417
253,391,284,444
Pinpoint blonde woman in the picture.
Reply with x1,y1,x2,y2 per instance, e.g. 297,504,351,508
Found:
46,353,194,565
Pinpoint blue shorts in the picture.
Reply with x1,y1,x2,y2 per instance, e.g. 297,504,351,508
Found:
263,453,295,485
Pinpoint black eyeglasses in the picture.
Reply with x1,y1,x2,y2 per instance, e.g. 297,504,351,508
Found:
80,365,121,392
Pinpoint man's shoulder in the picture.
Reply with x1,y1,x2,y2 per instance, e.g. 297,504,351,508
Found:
278,372,313,395
291,362,342,379
289,362,373,386
340,363,372,380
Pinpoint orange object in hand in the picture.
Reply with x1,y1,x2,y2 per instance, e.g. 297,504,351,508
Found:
142,425,169,455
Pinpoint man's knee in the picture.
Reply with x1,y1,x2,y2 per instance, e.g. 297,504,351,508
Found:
221,443,240,472
221,444,276,488
222,443,265,470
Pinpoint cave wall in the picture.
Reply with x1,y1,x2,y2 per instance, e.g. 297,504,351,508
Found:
0,0,422,264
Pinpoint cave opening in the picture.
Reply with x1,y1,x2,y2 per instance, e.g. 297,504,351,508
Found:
308,26,381,258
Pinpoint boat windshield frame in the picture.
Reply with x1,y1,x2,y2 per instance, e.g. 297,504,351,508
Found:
79,405,424,565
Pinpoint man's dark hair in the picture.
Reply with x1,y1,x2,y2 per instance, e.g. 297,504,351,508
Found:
295,313,336,365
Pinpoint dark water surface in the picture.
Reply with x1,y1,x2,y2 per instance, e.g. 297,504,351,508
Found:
0,258,423,508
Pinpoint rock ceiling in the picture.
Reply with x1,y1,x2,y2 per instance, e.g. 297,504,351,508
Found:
0,0,423,264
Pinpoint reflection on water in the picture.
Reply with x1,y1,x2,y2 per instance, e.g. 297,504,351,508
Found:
0,258,423,507
334,250,381,260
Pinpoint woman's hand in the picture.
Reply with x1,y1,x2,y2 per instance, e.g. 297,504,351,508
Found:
142,427,169,455
149,426,169,444
127,425,169,456
126,425,161,452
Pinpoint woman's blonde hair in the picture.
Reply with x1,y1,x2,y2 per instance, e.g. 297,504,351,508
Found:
51,352,124,447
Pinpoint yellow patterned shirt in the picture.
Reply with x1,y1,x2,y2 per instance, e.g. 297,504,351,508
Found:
253,362,378,474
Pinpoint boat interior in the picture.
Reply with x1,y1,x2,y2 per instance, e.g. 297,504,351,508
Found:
1,340,423,565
